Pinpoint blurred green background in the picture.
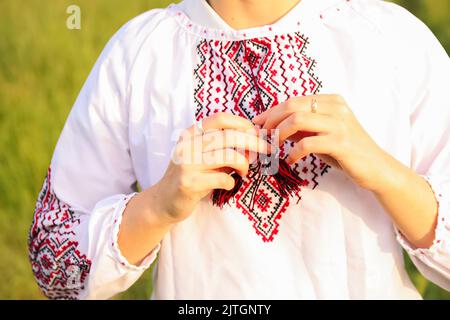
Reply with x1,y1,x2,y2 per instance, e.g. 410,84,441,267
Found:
0,0,449,300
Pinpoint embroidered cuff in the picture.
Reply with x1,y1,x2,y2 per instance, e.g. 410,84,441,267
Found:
395,175,449,259
110,192,161,271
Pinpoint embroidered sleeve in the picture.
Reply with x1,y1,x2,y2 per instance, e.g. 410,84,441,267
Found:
28,172,161,300
27,15,163,299
28,168,92,300
382,3,450,291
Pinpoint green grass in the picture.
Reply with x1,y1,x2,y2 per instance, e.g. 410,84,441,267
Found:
0,0,449,300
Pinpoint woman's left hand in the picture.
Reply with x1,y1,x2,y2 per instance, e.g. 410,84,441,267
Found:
252,94,390,192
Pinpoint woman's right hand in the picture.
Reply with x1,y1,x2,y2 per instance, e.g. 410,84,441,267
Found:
119,112,269,266
154,112,271,223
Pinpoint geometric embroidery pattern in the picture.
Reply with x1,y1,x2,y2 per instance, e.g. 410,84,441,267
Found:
28,167,91,299
194,32,331,242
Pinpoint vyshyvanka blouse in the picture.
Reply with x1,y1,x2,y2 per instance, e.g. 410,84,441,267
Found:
29,0,450,299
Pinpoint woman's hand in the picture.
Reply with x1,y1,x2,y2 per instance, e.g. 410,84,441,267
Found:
252,94,389,192
119,112,270,265
155,112,271,223
253,94,439,249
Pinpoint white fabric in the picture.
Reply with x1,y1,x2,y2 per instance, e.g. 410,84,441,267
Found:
31,0,450,299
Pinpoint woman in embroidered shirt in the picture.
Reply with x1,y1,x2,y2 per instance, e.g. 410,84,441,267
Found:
28,0,450,299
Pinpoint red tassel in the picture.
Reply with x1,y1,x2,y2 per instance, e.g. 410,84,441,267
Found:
211,158,304,208
211,172,243,209
273,158,305,197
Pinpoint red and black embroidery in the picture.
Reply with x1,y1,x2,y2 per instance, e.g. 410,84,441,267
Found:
28,167,91,299
194,32,331,242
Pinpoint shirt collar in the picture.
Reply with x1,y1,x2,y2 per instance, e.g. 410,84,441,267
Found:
177,0,342,31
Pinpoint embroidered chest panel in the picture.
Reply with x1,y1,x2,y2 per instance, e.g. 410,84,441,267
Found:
193,32,331,242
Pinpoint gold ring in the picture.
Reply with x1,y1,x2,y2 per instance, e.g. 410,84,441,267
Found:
311,98,318,113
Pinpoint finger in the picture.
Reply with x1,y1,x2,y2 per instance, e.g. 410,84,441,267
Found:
190,172,236,193
260,100,299,130
276,112,335,144
252,110,270,125
200,129,272,154
254,95,337,129
173,130,267,166
187,113,258,136
287,135,333,164
203,113,256,132
201,172,237,191
201,148,250,177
